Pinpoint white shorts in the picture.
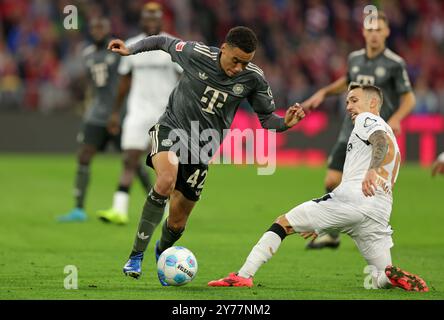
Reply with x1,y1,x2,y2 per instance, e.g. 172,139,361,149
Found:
121,111,162,151
285,193,394,260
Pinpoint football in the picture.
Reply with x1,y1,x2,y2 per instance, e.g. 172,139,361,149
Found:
157,246,198,286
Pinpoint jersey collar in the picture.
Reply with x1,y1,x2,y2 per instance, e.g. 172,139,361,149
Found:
365,47,386,61
216,52,228,77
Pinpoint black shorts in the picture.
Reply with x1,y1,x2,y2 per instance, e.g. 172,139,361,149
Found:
146,124,208,202
327,140,347,172
77,123,121,151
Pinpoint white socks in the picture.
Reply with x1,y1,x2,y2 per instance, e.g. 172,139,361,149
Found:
366,250,393,289
112,191,129,215
111,191,167,217
374,270,392,289
237,229,393,289
238,231,282,279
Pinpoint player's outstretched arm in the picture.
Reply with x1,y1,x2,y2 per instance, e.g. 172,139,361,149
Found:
257,104,305,132
109,35,176,57
362,130,388,197
302,76,348,111
387,91,416,136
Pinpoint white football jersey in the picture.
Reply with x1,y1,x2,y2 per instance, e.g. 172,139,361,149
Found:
342,112,401,193
118,32,182,117
335,112,401,224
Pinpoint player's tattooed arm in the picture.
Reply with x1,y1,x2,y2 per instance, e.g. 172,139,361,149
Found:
368,130,388,169
363,130,389,197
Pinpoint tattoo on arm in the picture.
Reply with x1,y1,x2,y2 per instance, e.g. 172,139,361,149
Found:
368,130,388,169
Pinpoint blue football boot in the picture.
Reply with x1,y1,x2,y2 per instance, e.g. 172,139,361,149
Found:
123,252,144,279
57,208,87,222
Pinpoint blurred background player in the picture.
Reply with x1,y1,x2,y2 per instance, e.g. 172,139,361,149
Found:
209,84,428,292
58,17,151,222
58,18,122,222
432,152,444,176
302,11,416,249
97,2,182,225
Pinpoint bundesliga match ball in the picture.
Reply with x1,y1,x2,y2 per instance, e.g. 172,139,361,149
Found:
157,246,198,286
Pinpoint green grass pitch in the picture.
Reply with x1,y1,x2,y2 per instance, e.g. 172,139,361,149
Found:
0,154,443,300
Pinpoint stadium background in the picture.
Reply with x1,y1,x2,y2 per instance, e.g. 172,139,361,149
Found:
0,0,444,300
0,0,443,163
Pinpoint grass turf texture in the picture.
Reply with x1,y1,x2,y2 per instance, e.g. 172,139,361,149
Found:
0,154,443,300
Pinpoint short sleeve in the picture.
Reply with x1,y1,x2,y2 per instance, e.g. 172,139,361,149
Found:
248,77,276,115
354,112,387,141
393,61,412,95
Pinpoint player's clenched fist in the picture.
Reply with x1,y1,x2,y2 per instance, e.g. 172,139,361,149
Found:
284,103,305,128
108,39,130,56
362,169,379,197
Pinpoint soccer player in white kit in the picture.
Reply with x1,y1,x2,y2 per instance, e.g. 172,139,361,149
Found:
209,83,428,292
432,152,444,177
97,2,181,224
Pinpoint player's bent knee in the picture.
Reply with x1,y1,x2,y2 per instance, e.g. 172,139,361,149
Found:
155,172,176,195
167,219,185,234
274,215,294,235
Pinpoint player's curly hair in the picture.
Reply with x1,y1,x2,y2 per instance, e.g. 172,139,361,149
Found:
225,26,258,53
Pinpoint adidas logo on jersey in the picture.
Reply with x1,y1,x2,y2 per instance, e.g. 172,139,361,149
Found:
199,72,208,80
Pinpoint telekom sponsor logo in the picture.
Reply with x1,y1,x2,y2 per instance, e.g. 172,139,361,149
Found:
398,115,444,166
